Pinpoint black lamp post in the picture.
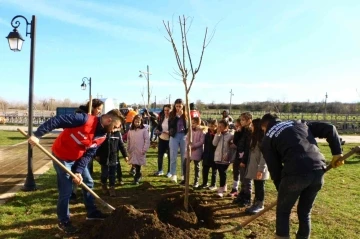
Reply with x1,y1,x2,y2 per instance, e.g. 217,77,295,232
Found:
6,15,37,191
81,77,92,101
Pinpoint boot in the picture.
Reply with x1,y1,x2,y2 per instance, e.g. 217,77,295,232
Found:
101,184,109,195
238,193,251,207
134,172,142,185
109,187,116,197
232,191,245,204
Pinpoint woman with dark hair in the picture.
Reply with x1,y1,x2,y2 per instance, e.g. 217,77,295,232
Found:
154,104,172,176
244,118,269,214
168,99,189,183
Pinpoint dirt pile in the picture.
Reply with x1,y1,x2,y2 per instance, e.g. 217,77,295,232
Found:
90,205,208,239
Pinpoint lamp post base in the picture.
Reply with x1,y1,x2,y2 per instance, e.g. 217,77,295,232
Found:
22,175,37,191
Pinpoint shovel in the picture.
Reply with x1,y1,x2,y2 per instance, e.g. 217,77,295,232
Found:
18,128,116,211
217,146,360,233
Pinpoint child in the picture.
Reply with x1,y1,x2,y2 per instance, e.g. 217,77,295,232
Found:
200,119,218,190
229,118,243,197
180,117,205,188
233,112,253,207
127,115,150,184
244,118,269,214
213,119,234,197
96,113,129,197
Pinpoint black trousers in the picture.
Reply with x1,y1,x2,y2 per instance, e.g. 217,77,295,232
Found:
254,180,265,201
202,163,217,186
157,138,170,173
182,160,201,183
216,164,229,187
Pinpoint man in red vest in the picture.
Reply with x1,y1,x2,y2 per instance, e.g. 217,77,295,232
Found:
28,109,122,234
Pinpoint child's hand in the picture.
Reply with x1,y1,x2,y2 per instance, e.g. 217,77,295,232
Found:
240,162,246,168
256,171,263,179
125,157,129,162
216,127,221,135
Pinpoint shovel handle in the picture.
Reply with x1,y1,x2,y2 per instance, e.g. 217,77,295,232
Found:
240,145,360,229
18,128,116,211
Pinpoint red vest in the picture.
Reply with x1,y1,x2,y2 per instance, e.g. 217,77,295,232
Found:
52,116,106,160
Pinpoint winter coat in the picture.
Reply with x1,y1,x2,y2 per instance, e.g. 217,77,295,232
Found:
261,120,342,188
168,115,189,137
127,127,150,166
213,131,234,165
237,127,252,165
96,130,128,166
202,130,216,166
185,127,205,161
245,143,269,180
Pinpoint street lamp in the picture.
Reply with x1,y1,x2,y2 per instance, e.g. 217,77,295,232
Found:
81,77,92,101
166,94,171,105
139,65,151,109
229,89,234,115
6,15,37,191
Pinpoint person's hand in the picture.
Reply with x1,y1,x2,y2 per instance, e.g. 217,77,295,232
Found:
256,171,263,180
240,162,246,168
28,136,39,147
216,127,221,135
331,154,344,168
72,173,83,185
125,157,129,162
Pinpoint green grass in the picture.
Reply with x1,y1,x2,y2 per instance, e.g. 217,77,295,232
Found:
0,130,27,146
0,141,359,239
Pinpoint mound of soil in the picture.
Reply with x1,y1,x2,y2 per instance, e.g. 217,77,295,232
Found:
90,205,208,239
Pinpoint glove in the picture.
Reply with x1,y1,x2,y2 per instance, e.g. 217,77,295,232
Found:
331,154,344,168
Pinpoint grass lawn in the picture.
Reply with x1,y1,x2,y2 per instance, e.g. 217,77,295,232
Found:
0,141,359,238
0,130,27,146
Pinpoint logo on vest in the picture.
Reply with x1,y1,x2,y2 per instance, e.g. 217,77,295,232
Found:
266,121,293,138
77,131,87,139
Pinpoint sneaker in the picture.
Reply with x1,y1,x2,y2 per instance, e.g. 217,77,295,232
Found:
171,175,177,183
86,211,108,221
217,187,225,198
193,182,199,189
166,172,172,178
179,180,185,185
154,171,164,176
198,183,208,189
208,185,217,191
238,199,251,208
246,201,264,215
229,188,238,197
109,187,116,197
101,184,109,195
58,221,79,234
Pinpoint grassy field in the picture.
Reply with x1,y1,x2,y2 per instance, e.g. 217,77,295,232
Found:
0,138,359,238
0,130,27,146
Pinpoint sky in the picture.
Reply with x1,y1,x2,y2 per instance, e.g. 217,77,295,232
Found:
0,0,360,106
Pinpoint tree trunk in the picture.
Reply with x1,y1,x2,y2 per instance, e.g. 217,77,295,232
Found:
184,83,192,211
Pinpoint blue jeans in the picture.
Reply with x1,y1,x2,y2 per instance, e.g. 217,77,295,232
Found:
169,132,186,176
276,169,324,239
52,159,98,223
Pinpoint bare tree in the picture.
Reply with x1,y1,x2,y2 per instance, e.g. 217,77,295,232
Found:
163,15,214,211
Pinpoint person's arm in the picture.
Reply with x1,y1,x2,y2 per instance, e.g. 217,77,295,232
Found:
212,133,221,146
73,147,97,174
117,132,128,158
126,131,131,152
192,132,205,149
307,122,342,155
142,128,151,153
261,138,283,190
33,113,88,138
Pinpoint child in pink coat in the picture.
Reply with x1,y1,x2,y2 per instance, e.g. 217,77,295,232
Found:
180,117,205,188
127,115,150,185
